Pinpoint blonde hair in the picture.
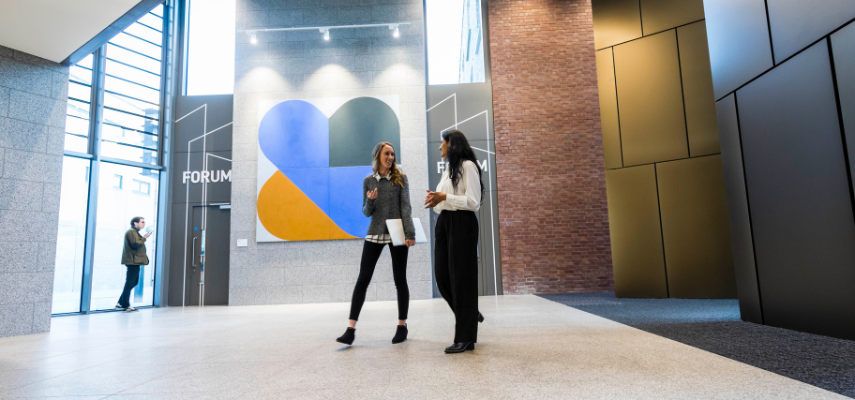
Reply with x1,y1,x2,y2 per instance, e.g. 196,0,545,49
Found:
371,142,405,187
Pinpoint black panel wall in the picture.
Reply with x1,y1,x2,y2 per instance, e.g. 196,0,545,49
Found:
707,0,855,339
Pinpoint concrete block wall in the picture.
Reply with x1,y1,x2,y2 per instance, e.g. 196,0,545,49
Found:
0,46,68,337
230,0,432,305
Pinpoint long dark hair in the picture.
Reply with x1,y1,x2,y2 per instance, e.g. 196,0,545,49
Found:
441,130,484,202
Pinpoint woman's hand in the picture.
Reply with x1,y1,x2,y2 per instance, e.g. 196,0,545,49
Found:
405,239,416,248
424,190,446,209
367,188,378,200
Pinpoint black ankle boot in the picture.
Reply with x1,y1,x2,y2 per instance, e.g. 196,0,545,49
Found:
478,312,484,323
336,327,355,345
392,324,408,344
445,342,475,354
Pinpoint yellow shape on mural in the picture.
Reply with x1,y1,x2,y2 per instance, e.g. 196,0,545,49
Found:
257,171,357,241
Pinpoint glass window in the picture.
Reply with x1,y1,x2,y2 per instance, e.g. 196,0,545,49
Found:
65,55,94,153
101,5,164,165
186,0,236,95
132,179,151,195
55,2,167,316
52,157,91,314
89,162,160,311
426,0,486,85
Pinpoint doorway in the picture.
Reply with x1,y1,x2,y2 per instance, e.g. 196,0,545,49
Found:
185,205,230,305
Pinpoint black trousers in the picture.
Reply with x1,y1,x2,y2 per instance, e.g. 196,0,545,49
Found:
349,241,410,321
118,265,140,308
434,210,480,343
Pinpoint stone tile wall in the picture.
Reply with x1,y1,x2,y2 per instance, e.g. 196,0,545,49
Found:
0,46,68,337
230,0,432,305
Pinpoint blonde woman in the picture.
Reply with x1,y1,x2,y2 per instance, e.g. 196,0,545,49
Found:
337,142,416,346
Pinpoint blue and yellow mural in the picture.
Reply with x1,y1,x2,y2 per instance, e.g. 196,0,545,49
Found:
256,97,400,241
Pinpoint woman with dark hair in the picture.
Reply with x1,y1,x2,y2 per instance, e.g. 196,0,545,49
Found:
424,129,484,354
337,142,416,346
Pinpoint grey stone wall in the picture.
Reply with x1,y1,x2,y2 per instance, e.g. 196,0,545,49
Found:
0,46,68,337
230,0,431,305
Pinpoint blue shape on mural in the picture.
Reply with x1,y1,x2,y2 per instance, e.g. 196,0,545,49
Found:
279,168,330,216
329,166,374,237
258,100,329,170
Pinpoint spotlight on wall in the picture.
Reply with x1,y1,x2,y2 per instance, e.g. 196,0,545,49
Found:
322,28,330,41
250,31,257,44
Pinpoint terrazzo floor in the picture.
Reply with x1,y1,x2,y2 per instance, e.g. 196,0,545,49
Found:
0,295,847,399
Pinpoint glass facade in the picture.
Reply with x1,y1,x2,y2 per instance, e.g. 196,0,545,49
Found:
425,0,486,85
186,0,236,95
53,3,169,314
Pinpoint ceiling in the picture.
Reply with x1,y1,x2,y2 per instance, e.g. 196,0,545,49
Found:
0,0,142,63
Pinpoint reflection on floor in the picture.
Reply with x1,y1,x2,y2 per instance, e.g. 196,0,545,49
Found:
540,292,855,399
0,295,848,399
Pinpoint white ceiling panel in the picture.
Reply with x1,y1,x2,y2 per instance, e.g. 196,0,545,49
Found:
0,0,142,63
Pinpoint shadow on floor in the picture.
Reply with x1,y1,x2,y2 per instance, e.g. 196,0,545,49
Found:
539,292,855,399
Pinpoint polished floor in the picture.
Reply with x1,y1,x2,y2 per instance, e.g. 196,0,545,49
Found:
0,295,848,400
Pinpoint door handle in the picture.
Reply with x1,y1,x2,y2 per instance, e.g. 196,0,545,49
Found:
192,237,197,267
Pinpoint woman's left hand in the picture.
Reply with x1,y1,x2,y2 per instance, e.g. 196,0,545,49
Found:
424,190,446,209
405,239,416,247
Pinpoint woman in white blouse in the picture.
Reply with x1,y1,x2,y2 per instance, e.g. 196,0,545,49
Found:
425,130,484,354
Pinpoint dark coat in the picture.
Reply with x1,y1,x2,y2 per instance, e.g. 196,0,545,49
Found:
121,228,149,266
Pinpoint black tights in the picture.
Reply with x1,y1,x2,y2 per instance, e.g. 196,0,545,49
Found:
349,241,410,321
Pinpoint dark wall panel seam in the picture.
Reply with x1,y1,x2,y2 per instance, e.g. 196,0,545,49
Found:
653,164,670,298
826,38,855,234
674,28,692,158
763,0,776,64
714,17,855,103
595,18,705,52
637,0,644,37
612,47,625,168
733,92,764,324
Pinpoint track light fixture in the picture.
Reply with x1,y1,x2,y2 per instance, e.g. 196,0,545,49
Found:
242,22,410,44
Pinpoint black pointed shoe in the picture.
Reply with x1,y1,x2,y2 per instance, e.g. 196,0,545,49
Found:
392,324,408,344
336,327,355,345
445,342,475,354
478,312,484,323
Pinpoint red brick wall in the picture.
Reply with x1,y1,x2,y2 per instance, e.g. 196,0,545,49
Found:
487,0,613,294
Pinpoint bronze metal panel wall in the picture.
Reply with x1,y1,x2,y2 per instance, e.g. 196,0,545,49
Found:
639,0,704,36
737,41,855,339
592,0,643,49
606,165,668,298
656,155,736,299
703,0,774,99
678,21,720,157
715,94,762,323
596,48,623,169
832,22,855,195
766,0,855,63
614,30,688,167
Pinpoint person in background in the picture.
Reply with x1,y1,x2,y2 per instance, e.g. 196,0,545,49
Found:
337,142,416,346
117,216,150,312
425,130,485,354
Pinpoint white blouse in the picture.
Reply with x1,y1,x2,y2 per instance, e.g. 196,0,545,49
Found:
433,160,482,214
